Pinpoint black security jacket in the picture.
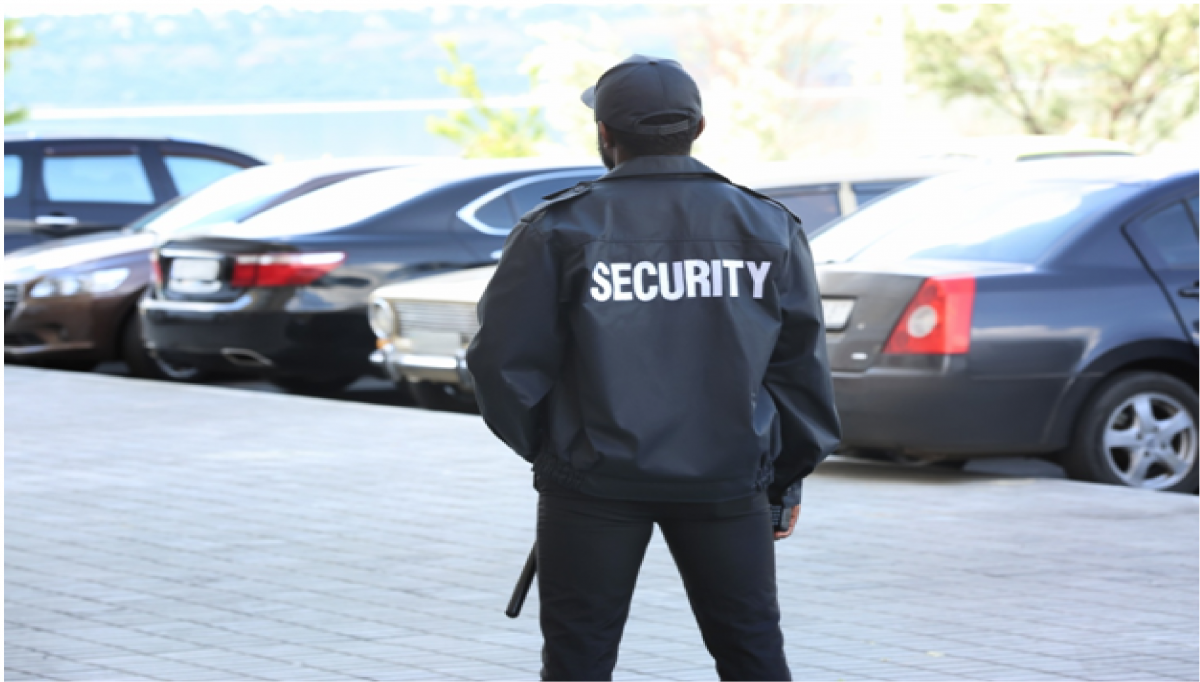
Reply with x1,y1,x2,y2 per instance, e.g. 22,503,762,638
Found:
466,155,840,507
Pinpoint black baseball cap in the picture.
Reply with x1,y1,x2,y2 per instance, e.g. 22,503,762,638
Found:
581,55,702,134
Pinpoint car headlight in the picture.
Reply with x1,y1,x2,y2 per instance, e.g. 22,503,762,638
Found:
368,298,397,338
89,268,130,293
30,276,80,298
28,268,130,298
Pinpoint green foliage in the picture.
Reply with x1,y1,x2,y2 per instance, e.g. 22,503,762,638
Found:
907,5,1200,150
5,18,35,125
426,37,547,158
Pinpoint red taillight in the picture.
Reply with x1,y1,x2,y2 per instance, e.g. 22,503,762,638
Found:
230,252,345,288
883,275,975,355
150,251,163,286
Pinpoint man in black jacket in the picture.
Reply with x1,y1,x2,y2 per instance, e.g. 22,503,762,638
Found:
467,55,840,681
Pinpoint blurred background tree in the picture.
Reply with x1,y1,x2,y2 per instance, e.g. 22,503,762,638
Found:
521,6,866,164
522,15,626,157
5,18,35,125
426,36,547,158
907,4,1199,151
671,4,846,162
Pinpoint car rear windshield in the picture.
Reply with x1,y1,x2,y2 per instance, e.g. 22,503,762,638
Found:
811,173,1141,265
135,166,337,236
226,170,445,238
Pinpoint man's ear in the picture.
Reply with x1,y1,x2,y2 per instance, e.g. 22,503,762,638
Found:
695,116,706,140
598,121,615,149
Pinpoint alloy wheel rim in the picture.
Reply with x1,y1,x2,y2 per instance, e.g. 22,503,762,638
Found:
1102,391,1197,490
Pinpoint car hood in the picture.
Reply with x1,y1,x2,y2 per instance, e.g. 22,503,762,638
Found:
374,265,498,305
4,231,155,282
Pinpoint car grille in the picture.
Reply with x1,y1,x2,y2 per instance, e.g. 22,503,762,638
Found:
393,301,480,337
4,283,20,318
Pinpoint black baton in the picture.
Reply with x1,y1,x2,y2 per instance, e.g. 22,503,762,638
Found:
505,544,538,618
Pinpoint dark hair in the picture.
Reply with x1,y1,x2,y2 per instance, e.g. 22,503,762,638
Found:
606,114,699,157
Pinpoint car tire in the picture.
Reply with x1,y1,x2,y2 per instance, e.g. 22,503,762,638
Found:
121,314,207,382
269,374,358,397
1064,371,1198,493
411,381,478,413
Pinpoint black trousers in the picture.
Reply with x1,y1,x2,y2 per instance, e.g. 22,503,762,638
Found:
536,481,791,681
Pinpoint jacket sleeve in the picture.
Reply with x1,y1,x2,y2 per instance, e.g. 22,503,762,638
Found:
466,218,565,462
764,222,842,507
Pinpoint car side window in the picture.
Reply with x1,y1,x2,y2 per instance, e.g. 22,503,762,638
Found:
461,172,598,235
1129,202,1198,270
43,153,154,204
852,181,908,208
4,155,21,198
770,190,841,230
473,196,517,231
509,177,587,216
163,155,244,196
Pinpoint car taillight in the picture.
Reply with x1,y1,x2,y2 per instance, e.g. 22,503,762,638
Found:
230,252,345,288
883,275,975,355
150,251,163,286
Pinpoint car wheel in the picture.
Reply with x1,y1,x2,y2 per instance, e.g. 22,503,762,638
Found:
269,374,358,397
411,381,478,413
1064,372,1198,492
121,314,206,382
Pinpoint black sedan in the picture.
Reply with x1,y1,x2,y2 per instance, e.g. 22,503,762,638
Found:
811,158,1198,492
139,160,605,394
5,134,262,253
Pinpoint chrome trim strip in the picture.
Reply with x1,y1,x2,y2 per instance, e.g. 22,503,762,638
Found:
159,249,227,259
456,170,597,236
139,293,254,313
395,353,457,371
4,340,95,356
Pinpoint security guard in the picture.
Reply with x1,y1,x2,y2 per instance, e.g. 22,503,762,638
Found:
467,55,840,681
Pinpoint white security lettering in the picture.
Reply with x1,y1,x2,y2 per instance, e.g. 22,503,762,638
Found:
659,262,685,301
633,262,658,301
590,260,772,302
684,260,711,298
722,260,744,297
611,263,633,301
591,262,612,302
747,261,771,299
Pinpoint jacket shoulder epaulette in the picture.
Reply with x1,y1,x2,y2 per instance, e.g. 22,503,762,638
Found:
520,181,594,224
729,182,803,229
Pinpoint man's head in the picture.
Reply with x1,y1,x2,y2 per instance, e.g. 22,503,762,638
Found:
582,55,706,169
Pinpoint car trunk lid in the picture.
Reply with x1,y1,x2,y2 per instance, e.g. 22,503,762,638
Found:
817,260,1030,371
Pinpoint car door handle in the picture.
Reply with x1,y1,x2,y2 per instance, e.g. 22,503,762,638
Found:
34,215,79,227
1180,282,1199,298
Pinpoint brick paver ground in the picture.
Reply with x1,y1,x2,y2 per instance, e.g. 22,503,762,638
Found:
5,367,1198,681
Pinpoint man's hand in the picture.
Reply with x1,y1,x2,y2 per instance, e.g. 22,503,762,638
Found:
774,505,800,541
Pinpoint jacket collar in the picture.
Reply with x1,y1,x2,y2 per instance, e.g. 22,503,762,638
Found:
598,155,728,183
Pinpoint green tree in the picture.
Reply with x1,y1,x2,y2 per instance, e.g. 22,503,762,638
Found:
427,37,547,158
907,4,1199,151
5,18,36,125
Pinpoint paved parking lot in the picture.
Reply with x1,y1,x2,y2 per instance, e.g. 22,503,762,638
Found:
5,367,1198,681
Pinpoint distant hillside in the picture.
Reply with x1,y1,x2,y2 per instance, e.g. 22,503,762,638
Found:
5,6,662,107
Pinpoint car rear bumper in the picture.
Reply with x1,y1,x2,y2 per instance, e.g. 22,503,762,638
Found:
4,292,130,362
140,296,374,378
832,362,1070,455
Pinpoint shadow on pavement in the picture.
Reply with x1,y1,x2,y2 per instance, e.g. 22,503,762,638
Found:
818,454,1066,485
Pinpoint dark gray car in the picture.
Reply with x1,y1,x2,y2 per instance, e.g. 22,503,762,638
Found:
5,135,262,253
811,158,1198,492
